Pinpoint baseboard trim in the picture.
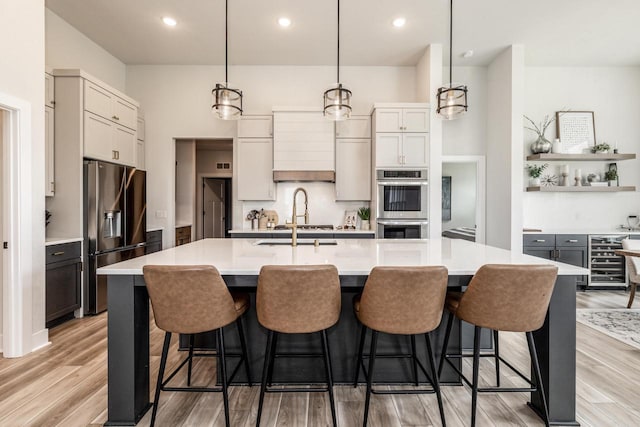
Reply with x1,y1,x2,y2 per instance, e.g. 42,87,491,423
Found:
0,333,3,353
31,329,50,352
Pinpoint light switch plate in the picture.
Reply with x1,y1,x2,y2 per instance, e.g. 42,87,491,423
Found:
155,210,167,218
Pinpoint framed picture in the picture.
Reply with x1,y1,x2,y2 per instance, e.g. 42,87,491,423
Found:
556,111,596,153
343,210,357,229
442,176,451,221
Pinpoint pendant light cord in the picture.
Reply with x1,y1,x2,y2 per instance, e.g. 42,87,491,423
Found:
337,0,340,83
225,0,229,84
449,0,453,88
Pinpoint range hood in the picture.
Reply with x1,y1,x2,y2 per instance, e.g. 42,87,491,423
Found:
273,170,335,182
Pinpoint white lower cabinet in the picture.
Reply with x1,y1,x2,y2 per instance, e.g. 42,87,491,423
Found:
237,138,275,200
84,111,136,166
45,105,55,196
336,138,371,201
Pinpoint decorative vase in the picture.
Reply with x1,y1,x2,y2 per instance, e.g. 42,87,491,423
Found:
360,220,370,230
551,139,563,154
608,180,616,187
529,177,541,186
530,135,552,154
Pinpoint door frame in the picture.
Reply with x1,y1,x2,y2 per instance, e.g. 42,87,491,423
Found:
0,92,35,357
196,173,232,239
441,155,486,244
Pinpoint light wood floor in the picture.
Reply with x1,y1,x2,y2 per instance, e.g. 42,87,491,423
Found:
0,291,638,426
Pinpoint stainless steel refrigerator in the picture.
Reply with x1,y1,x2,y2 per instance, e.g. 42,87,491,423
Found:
84,160,147,314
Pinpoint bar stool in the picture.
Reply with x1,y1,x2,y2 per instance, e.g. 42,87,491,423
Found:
143,265,253,427
438,264,558,427
353,266,449,427
256,265,341,427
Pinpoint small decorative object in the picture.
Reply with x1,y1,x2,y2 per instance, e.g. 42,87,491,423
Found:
587,173,600,183
593,143,610,153
45,210,52,227
526,163,548,186
627,215,639,230
246,209,261,229
604,169,618,187
552,138,563,154
524,114,558,154
560,164,570,186
574,168,582,187
541,174,558,187
556,111,595,153
357,207,371,230
343,210,357,230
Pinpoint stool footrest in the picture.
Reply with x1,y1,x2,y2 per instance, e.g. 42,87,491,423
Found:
273,352,324,358
265,386,329,394
442,352,535,389
371,387,436,395
163,386,223,393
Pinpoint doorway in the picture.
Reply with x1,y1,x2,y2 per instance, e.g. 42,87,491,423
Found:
202,178,232,238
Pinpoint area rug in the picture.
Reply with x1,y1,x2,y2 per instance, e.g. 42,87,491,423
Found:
576,309,640,350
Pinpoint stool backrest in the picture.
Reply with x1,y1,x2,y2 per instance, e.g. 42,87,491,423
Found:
457,264,558,332
143,265,238,334
359,266,449,335
257,265,341,333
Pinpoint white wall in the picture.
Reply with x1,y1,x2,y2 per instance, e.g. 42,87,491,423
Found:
523,67,640,231
442,162,477,230
0,0,47,354
175,140,196,228
126,65,416,248
45,8,126,92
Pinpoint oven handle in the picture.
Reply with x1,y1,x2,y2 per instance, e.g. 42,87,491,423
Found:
377,220,429,226
377,181,429,186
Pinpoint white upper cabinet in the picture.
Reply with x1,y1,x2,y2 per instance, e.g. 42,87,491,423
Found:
237,138,275,200
335,138,371,201
374,107,429,133
136,117,145,170
372,104,430,168
237,115,272,138
402,109,429,132
45,72,55,108
45,105,55,196
273,111,334,171
336,115,371,138
84,80,137,131
374,109,403,132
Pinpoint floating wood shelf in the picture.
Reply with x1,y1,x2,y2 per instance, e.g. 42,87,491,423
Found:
526,153,636,161
526,186,636,192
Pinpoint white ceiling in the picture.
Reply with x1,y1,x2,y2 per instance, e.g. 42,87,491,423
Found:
45,0,640,67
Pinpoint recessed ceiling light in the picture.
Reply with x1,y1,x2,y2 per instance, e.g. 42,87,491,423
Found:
162,16,177,27
392,17,406,28
278,17,291,27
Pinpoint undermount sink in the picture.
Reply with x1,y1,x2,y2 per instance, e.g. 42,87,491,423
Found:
254,239,338,246
273,224,334,231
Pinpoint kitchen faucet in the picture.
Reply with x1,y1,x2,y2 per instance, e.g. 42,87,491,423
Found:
286,187,309,246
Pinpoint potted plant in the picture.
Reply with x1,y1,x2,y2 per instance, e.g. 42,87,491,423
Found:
604,169,618,186
526,163,548,186
593,143,610,154
357,207,371,230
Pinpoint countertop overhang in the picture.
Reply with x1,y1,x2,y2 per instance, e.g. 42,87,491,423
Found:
97,238,588,277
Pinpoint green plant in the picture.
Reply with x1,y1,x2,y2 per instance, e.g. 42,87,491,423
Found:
357,207,370,221
594,143,610,153
604,169,618,181
526,163,548,178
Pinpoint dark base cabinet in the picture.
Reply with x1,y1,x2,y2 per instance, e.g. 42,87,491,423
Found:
46,242,82,328
145,230,163,254
523,234,588,288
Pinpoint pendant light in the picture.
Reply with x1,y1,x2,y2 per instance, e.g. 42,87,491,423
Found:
212,0,242,120
323,0,352,121
437,0,468,120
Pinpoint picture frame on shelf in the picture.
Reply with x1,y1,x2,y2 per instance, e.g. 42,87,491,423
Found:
343,210,357,230
556,111,596,153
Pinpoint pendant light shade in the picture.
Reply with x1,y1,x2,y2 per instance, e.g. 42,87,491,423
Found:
437,0,468,120
324,0,352,120
212,0,242,120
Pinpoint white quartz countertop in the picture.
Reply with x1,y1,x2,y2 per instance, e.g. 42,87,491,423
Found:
97,238,588,276
523,229,640,235
45,237,83,246
228,229,375,235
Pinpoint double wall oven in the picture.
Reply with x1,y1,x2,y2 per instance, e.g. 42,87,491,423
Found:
376,169,429,239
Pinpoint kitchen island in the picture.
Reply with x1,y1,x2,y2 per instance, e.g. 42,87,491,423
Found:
98,238,586,426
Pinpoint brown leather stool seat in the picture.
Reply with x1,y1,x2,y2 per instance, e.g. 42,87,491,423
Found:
256,265,341,427
143,265,253,427
438,264,558,427
353,266,449,427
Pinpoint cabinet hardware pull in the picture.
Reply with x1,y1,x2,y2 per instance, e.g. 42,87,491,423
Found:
534,239,546,243
52,251,65,256
567,239,578,243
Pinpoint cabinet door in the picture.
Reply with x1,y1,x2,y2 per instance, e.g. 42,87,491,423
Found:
238,115,272,138
84,111,114,162
112,97,137,130
136,141,145,170
137,117,145,141
523,247,555,261
402,109,430,132
238,138,275,200
113,124,136,167
336,138,371,201
45,106,55,196
84,80,113,120
375,109,403,132
45,72,55,108
402,133,429,166
556,247,588,268
46,259,81,324
375,134,402,167
336,115,371,138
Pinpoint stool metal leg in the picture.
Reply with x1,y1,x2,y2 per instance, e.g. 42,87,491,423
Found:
236,316,253,386
267,332,278,387
256,330,274,427
321,329,338,427
471,326,481,427
187,334,195,386
150,332,171,427
217,328,230,427
438,311,454,377
425,333,446,427
527,332,550,427
363,330,378,427
353,323,366,387
410,334,419,386
493,330,500,387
